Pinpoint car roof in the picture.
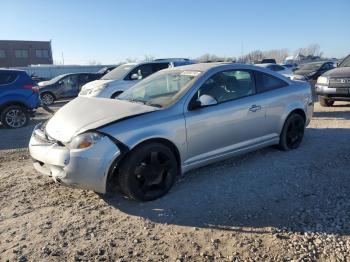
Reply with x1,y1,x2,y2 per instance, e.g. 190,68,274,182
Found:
167,62,232,72
56,72,97,77
162,62,292,82
0,68,26,73
122,59,193,67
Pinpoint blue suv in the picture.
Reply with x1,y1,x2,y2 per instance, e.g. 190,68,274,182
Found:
0,69,40,128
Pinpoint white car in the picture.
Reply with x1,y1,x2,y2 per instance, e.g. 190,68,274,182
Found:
79,59,195,99
255,63,293,79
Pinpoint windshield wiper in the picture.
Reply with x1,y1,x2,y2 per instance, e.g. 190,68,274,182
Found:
146,102,162,108
128,99,147,105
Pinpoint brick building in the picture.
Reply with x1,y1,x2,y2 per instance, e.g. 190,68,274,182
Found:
0,40,53,67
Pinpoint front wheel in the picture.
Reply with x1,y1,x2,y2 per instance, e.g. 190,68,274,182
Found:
118,142,179,201
1,105,29,128
40,92,55,105
319,96,334,107
279,113,305,150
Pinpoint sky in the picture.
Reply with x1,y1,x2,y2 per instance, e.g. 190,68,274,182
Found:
1,0,349,65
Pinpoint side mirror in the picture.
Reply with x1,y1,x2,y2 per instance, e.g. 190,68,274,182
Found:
190,94,218,110
58,80,63,85
131,73,142,80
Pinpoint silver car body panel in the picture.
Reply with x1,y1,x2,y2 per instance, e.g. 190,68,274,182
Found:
29,63,313,193
45,96,158,143
29,132,120,193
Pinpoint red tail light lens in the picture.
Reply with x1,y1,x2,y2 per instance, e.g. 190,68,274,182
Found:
23,84,39,93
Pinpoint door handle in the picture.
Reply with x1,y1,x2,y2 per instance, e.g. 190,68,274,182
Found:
249,105,261,112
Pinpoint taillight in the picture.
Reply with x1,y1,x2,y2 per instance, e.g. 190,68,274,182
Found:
23,84,39,93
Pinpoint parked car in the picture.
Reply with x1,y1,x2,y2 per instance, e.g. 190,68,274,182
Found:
255,63,293,78
0,69,40,128
282,63,298,71
39,73,100,105
29,63,313,201
79,58,196,99
315,54,350,106
97,66,117,76
294,61,335,81
261,58,276,64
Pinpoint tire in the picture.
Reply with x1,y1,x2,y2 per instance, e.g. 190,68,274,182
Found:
40,92,55,105
279,113,305,151
319,96,334,107
118,142,179,201
1,105,29,128
111,91,123,99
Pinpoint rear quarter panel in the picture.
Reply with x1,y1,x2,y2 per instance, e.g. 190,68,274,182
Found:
272,80,313,135
0,72,40,109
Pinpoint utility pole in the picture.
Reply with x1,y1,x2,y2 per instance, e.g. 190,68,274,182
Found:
61,52,64,65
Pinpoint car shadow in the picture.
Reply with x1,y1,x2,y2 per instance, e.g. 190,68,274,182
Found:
313,110,350,120
103,127,350,236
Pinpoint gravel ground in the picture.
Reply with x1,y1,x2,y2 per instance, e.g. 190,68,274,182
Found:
0,102,349,261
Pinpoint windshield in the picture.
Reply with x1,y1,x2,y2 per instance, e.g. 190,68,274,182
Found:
101,64,134,80
46,74,65,84
118,70,201,108
299,62,323,70
339,55,350,67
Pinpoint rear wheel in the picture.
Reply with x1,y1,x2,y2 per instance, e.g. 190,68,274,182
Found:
41,92,55,105
279,113,305,150
319,96,334,107
1,105,29,128
118,142,179,201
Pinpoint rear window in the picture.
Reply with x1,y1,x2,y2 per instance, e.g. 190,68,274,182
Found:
255,71,288,93
0,71,18,85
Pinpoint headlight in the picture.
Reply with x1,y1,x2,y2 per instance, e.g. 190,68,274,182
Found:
69,132,104,149
317,76,329,85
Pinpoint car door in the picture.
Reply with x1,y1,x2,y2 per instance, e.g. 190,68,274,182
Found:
58,74,79,98
253,70,291,136
121,64,154,90
184,69,267,165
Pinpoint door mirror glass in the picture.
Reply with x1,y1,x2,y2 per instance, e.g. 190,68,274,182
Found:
131,73,142,80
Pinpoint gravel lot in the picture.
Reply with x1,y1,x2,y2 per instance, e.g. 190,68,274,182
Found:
0,101,349,261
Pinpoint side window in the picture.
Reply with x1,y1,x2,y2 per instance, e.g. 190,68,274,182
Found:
195,70,256,103
0,72,18,85
255,71,288,93
61,75,79,90
152,63,170,73
126,64,153,80
79,74,89,83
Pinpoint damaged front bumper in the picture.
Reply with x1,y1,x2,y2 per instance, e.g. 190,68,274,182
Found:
29,124,121,193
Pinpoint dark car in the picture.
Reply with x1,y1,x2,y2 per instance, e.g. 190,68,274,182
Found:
39,73,100,105
261,58,276,64
315,54,350,106
97,66,117,76
0,69,40,128
294,61,334,81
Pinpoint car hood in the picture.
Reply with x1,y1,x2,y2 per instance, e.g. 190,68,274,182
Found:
323,67,350,78
81,79,115,90
45,97,158,143
38,81,54,87
293,69,315,75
